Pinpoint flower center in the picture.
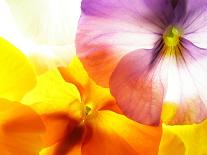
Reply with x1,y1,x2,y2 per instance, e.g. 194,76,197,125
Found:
85,105,92,116
163,26,181,47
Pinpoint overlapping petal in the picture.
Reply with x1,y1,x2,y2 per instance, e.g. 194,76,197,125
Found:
2,0,81,73
159,119,207,155
110,38,207,125
110,48,166,125
76,0,173,86
0,37,36,101
59,57,116,110
21,67,84,148
0,99,45,155
83,110,162,155
22,69,82,119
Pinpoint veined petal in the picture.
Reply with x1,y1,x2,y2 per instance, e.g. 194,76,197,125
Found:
0,37,36,101
111,38,207,125
162,39,207,124
110,49,166,125
175,0,207,48
76,0,173,86
159,119,207,155
0,99,45,155
22,69,82,120
82,110,162,155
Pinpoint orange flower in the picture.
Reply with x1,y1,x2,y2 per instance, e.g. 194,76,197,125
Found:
0,37,45,155
22,57,162,155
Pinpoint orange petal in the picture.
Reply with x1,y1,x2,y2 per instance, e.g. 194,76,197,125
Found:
82,110,162,155
76,43,122,87
59,57,116,110
0,99,45,155
41,113,79,147
40,123,84,155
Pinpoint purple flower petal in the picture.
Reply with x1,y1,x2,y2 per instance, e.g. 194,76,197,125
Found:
76,0,173,86
109,47,165,125
110,38,207,125
175,0,207,48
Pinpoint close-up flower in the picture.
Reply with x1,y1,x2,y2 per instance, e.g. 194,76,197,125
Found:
1,0,207,154
22,57,162,155
76,0,207,125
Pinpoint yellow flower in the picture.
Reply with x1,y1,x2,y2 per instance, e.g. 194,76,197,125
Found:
0,37,45,155
22,57,162,155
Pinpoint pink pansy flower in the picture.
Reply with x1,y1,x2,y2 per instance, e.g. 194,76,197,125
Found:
76,0,207,125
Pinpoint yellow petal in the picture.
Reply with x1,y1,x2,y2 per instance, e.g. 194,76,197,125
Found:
0,98,45,155
0,37,36,101
159,120,207,155
22,69,82,120
83,110,162,155
59,57,115,110
158,127,185,155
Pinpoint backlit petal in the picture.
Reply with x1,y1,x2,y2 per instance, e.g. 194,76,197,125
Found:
83,110,162,155
0,99,45,155
175,0,207,48
0,37,36,101
76,0,172,86
59,57,116,110
158,129,185,155
22,69,82,120
110,49,166,125
40,123,84,155
3,0,81,73
162,39,207,124
159,119,207,155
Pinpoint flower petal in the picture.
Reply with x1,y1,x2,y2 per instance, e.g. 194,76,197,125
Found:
22,69,82,120
40,122,84,155
159,119,207,155
0,99,45,155
175,0,207,48
110,49,165,125
0,37,36,101
40,113,79,147
82,110,162,155
3,0,81,73
158,128,185,155
59,57,116,110
76,0,172,86
162,39,207,124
